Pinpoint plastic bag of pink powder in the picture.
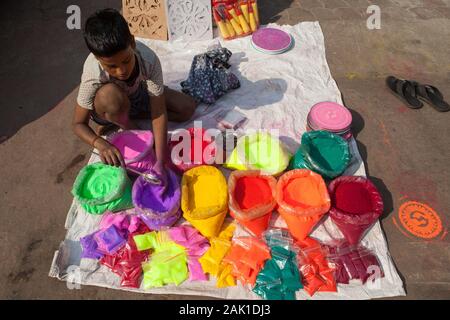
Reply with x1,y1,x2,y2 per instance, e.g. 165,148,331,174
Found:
168,128,217,173
108,130,156,173
99,218,151,288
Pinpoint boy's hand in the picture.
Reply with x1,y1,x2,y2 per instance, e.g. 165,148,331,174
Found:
94,138,125,167
153,160,168,185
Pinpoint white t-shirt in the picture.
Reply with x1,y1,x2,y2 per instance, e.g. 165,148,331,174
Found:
77,42,164,110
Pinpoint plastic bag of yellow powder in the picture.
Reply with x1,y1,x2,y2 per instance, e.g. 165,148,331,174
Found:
199,223,236,288
224,132,291,176
134,231,188,288
181,166,228,238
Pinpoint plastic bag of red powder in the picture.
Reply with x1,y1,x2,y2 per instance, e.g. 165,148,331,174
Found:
223,237,271,286
296,237,336,296
353,246,385,284
100,218,151,288
228,171,277,237
324,242,384,285
326,246,350,284
169,128,218,173
328,176,384,245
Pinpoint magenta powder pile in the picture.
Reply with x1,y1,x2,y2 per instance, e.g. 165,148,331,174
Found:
328,176,384,245
333,182,373,214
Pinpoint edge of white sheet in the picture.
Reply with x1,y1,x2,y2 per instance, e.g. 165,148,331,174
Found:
49,22,406,300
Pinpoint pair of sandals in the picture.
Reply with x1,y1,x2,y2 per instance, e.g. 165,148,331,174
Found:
386,76,450,112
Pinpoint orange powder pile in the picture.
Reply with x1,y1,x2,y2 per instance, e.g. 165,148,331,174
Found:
283,175,323,209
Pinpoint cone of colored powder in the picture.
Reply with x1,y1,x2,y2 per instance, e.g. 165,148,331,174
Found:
169,128,217,173
181,166,228,238
289,130,351,180
328,176,384,245
132,167,181,230
275,169,331,241
72,163,133,215
108,130,156,173
228,170,277,237
224,132,291,175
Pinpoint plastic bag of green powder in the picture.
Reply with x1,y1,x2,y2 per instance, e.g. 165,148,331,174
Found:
72,163,133,215
289,131,351,180
253,246,303,300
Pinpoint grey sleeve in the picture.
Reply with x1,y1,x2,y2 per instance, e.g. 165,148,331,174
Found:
76,58,103,110
145,54,164,97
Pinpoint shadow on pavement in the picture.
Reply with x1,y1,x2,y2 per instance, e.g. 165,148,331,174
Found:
0,0,121,141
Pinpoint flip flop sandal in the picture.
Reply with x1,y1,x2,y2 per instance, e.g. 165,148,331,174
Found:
386,76,423,109
416,83,450,112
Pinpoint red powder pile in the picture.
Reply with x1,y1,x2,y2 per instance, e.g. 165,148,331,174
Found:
334,182,372,214
234,176,272,210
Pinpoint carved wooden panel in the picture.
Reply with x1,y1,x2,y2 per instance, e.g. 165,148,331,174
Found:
122,0,168,40
166,0,213,41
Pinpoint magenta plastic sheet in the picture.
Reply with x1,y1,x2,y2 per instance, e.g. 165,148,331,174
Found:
168,226,210,281
132,168,182,230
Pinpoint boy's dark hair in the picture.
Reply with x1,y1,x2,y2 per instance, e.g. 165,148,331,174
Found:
83,8,133,57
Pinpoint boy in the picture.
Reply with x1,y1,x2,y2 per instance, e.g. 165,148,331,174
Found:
72,8,198,178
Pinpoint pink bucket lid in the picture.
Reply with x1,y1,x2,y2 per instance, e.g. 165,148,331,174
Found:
308,102,352,132
108,130,154,163
251,28,292,52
